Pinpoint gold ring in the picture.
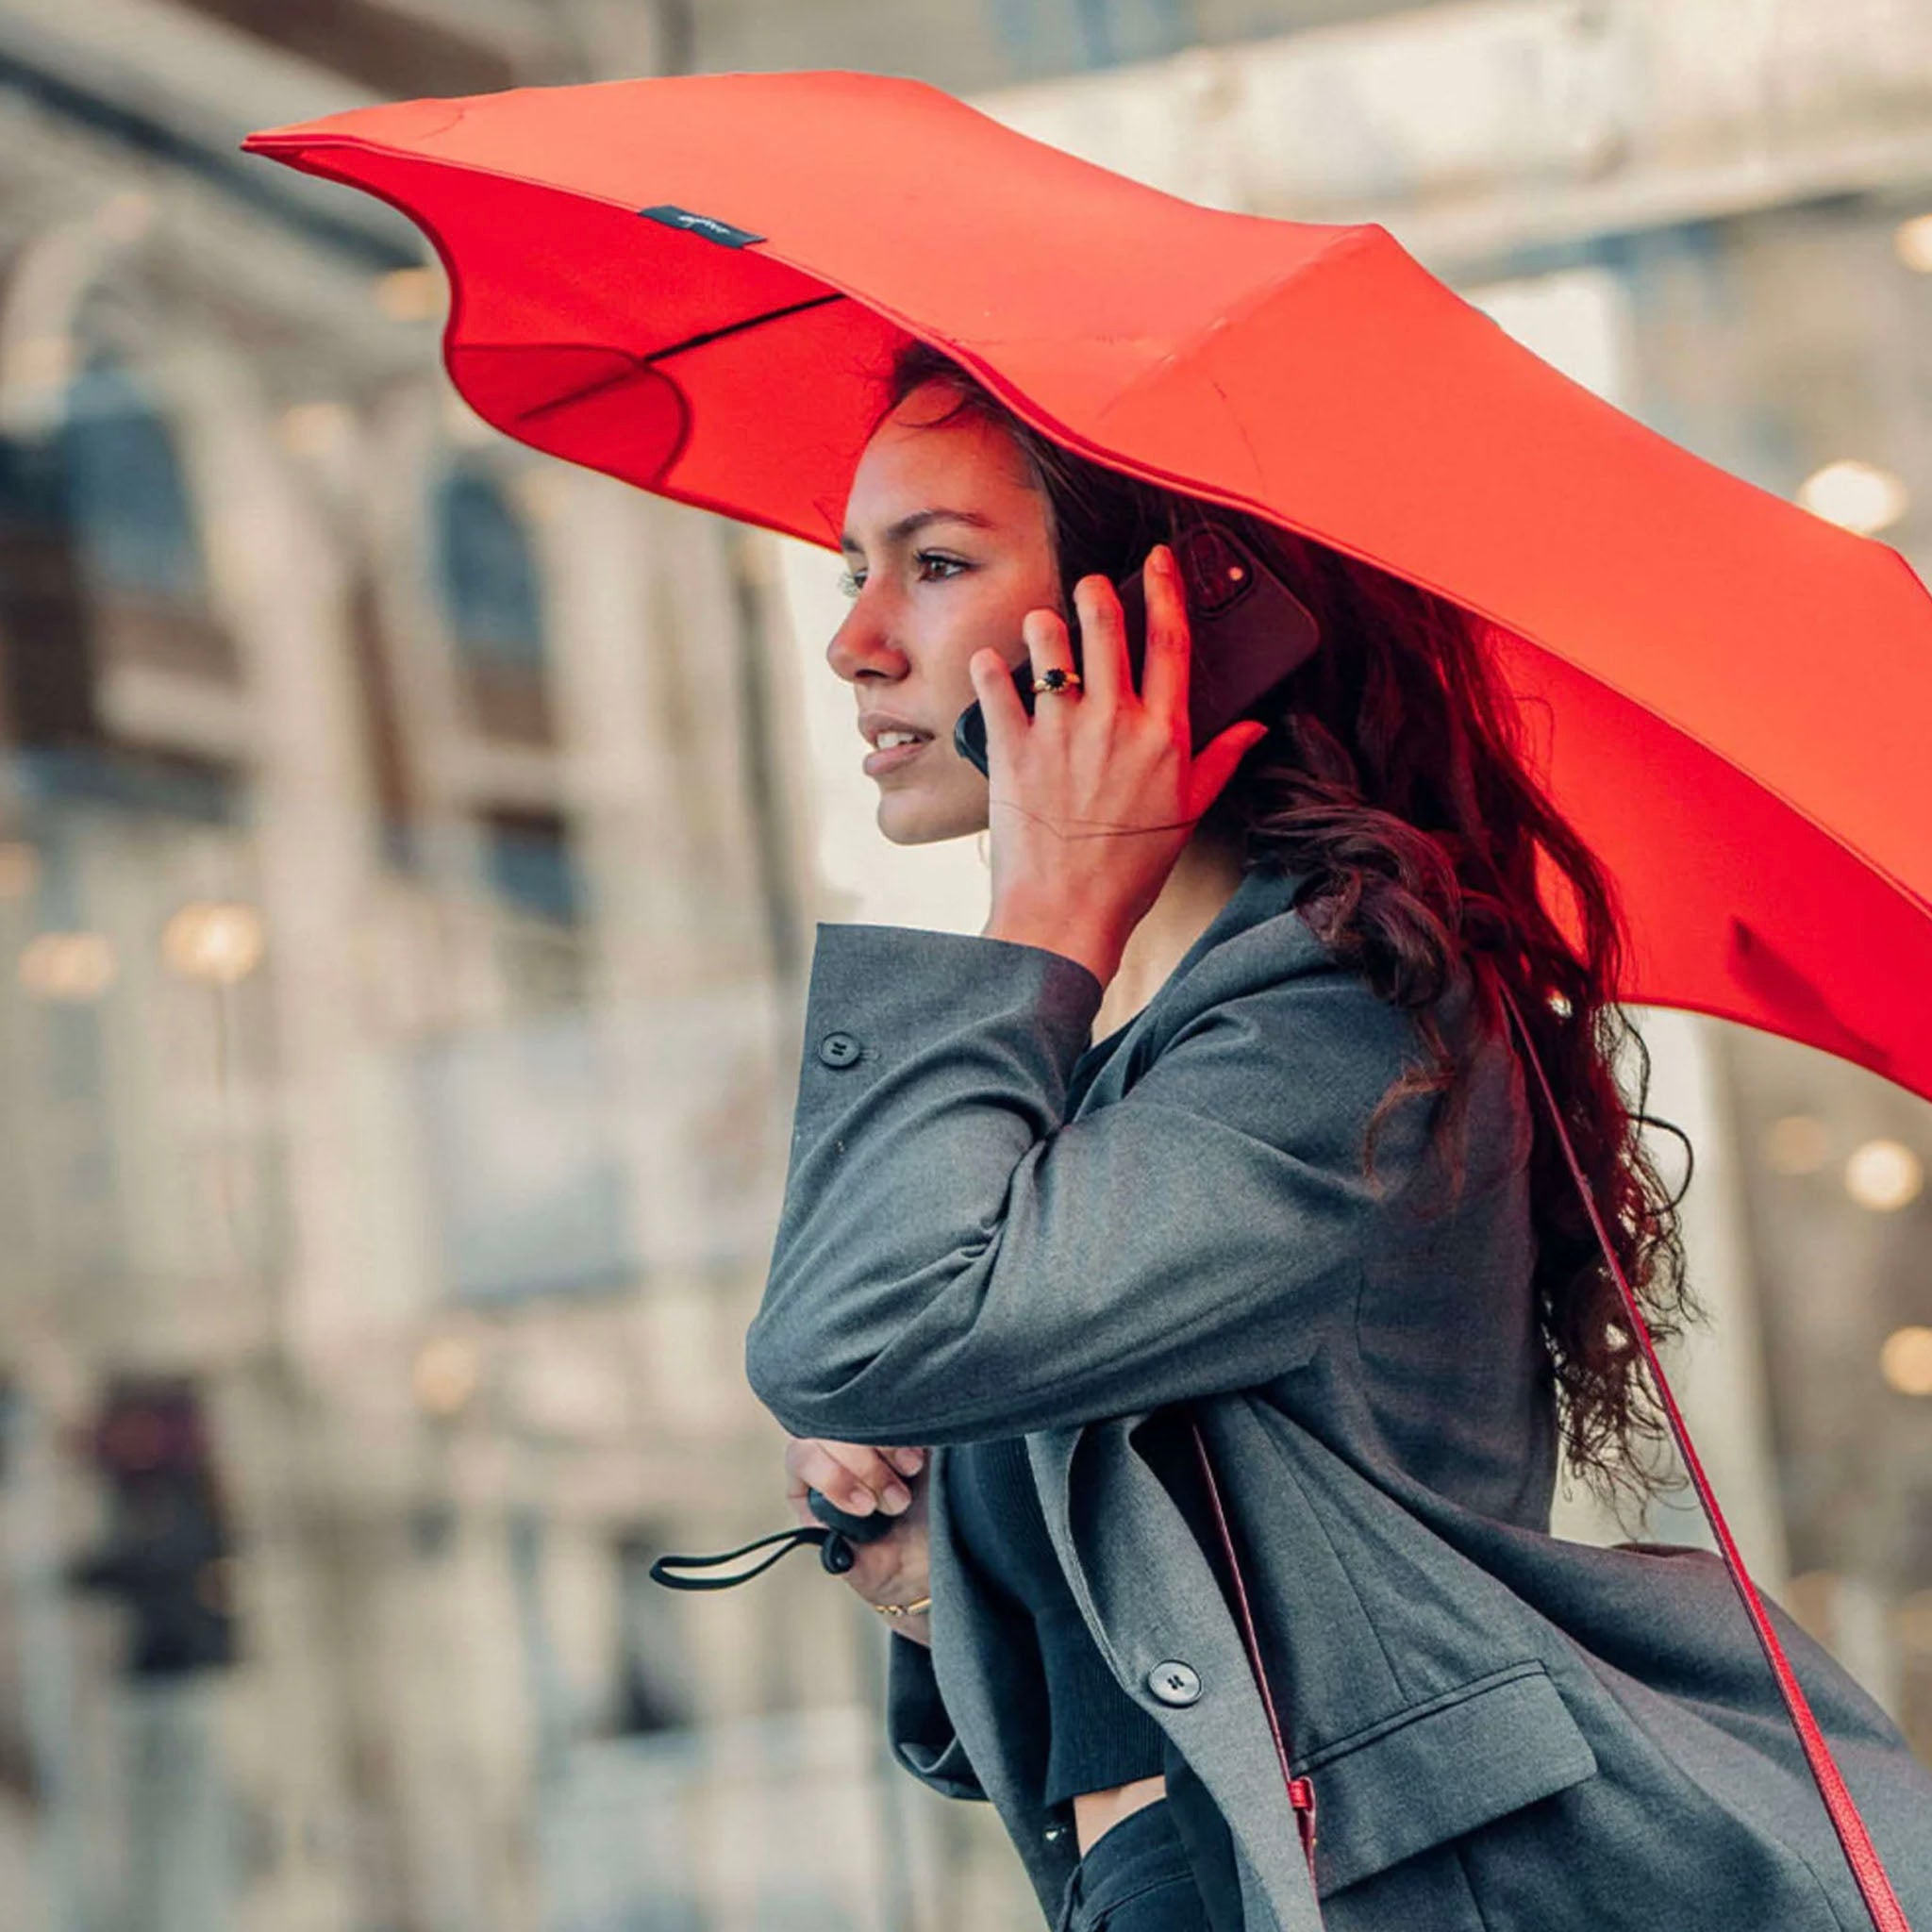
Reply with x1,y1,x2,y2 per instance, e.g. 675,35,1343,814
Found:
1030,667,1083,696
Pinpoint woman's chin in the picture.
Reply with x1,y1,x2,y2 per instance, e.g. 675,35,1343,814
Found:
874,790,984,846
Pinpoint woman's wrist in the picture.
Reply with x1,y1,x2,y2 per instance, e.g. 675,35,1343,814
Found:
885,1607,932,1649
863,1580,933,1644
980,907,1123,990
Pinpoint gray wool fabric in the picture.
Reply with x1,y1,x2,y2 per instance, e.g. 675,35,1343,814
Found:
744,861,1932,1931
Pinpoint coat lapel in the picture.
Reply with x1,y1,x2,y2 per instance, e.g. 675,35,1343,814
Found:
923,1439,1080,1909
1025,1415,1327,1932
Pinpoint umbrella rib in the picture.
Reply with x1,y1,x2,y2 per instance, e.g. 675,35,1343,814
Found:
646,291,850,366
513,291,851,425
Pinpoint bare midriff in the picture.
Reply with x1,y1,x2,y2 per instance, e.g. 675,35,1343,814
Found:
1072,1773,1168,1858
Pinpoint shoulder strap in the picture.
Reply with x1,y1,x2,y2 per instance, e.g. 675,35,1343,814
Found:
1188,1412,1323,1906
1492,977,1912,1930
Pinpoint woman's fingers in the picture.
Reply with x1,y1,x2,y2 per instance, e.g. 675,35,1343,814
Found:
1137,543,1191,731
783,1438,925,1524
780,1439,933,1614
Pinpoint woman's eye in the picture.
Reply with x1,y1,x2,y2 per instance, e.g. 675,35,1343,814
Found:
835,553,968,599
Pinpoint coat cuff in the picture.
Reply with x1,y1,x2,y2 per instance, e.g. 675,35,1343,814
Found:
885,1627,988,1801
793,921,1106,1114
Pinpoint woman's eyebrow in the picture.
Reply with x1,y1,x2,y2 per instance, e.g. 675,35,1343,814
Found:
839,507,995,555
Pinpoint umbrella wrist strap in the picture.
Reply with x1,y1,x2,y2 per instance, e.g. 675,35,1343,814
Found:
1492,977,1911,1931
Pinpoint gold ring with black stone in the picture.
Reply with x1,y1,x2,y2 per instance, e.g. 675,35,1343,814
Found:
1030,667,1083,695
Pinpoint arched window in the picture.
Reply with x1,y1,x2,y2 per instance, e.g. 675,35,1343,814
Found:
55,352,236,683
430,461,553,742
0,350,241,815
60,356,203,601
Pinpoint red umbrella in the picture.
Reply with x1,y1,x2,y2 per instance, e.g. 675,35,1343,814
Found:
243,70,1932,1103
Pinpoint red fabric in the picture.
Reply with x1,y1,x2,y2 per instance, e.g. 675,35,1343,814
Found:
242,72,1932,1101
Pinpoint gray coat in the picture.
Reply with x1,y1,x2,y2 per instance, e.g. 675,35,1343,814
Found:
744,862,1932,1930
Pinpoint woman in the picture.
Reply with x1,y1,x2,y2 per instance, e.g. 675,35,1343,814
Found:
745,340,1932,1930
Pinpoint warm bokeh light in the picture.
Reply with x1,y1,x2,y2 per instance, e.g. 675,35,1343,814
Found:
411,1336,482,1418
1796,458,1909,535
1879,1326,1932,1397
375,264,444,322
1844,1138,1924,1212
1894,213,1932,273
161,902,266,986
1762,1113,1829,1174
18,931,116,1002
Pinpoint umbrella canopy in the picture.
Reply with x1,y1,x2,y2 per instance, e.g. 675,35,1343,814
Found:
243,71,1932,1102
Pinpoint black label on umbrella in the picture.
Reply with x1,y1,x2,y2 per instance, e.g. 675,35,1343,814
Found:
638,205,765,248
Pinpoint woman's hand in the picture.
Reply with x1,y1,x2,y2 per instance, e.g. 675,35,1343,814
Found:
783,1436,933,1641
969,543,1269,985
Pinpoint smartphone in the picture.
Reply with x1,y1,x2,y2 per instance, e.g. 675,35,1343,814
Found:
952,519,1321,777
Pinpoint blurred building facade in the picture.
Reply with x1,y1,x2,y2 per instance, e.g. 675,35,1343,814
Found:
0,2,1923,1930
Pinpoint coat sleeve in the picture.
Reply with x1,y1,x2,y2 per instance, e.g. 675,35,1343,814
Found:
743,919,1435,1444
884,1631,989,1801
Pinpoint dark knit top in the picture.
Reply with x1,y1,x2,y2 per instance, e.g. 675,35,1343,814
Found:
946,1436,1168,1806
943,1010,1168,1809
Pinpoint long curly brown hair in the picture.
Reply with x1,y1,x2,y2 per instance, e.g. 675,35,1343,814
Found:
874,339,1699,1519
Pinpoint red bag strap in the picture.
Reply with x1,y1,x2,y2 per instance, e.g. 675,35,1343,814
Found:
1188,1414,1321,1892
1183,975,1913,1931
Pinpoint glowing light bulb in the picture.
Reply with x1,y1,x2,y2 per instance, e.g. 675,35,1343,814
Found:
1893,214,1932,273
1879,1325,1932,1396
1844,1138,1923,1212
162,903,264,986
1797,459,1908,536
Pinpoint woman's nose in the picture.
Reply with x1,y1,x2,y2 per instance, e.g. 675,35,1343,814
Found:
826,603,908,685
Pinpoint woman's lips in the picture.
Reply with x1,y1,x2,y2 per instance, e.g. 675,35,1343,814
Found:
864,736,931,776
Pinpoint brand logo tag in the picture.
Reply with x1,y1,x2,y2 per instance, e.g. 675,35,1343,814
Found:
638,205,765,248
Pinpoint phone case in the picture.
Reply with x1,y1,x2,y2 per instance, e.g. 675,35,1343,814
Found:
951,520,1321,777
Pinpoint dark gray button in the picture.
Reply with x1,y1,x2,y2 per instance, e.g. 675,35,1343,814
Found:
817,1032,860,1069
1145,1659,1202,1707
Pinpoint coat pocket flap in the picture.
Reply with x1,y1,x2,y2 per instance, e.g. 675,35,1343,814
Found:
1302,1661,1598,1896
